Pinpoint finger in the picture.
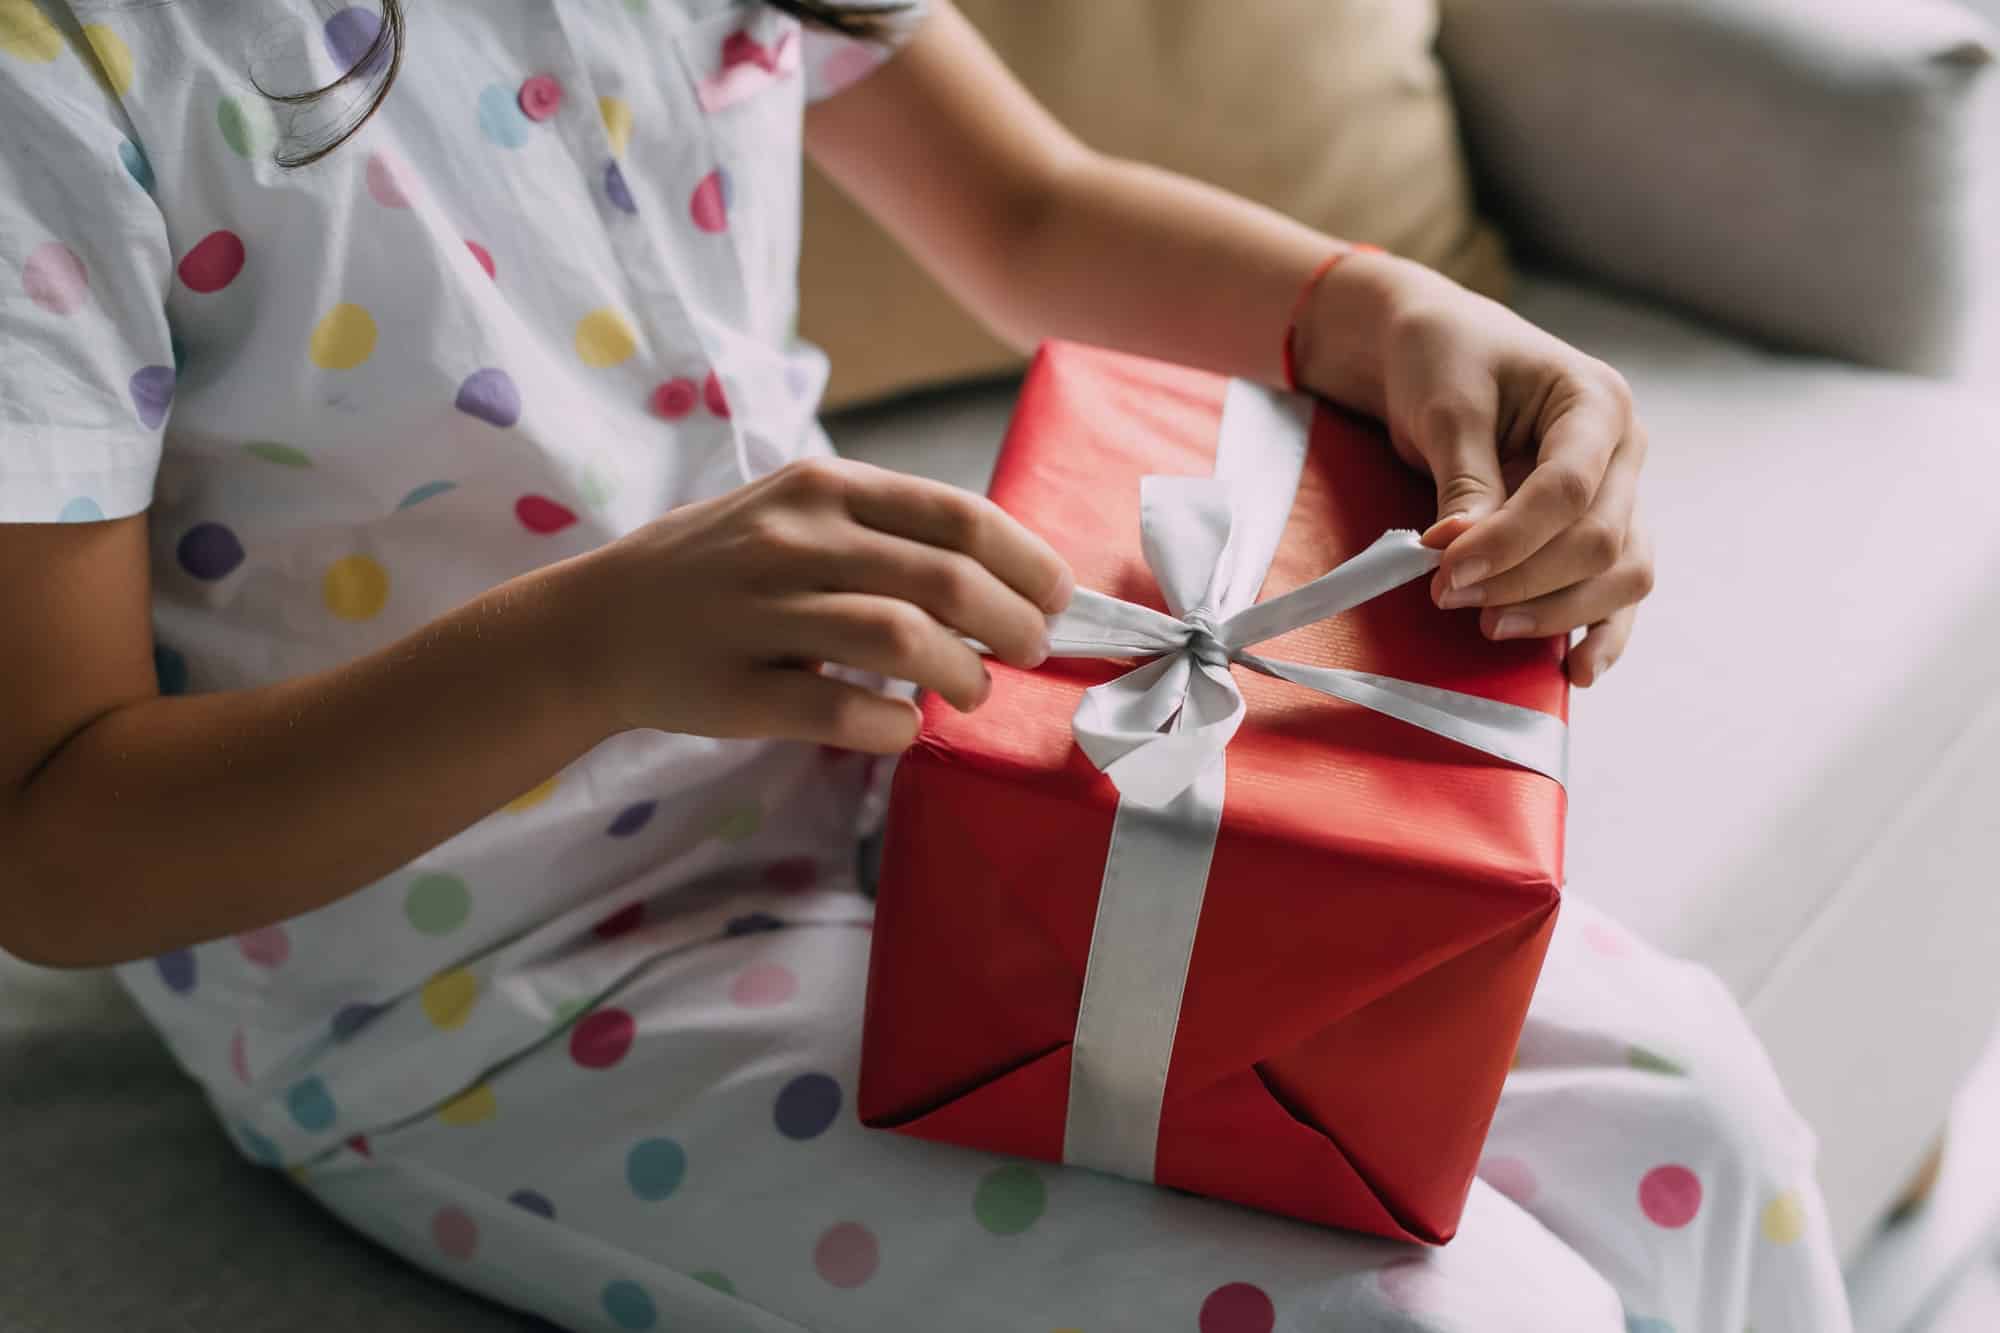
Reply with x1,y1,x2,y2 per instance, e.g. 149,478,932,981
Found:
829,464,1074,614
1477,544,1654,641
1439,380,1627,589
1437,432,1643,609
748,668,924,753
1568,607,1637,687
776,592,991,712
1413,390,1507,550
828,530,1050,669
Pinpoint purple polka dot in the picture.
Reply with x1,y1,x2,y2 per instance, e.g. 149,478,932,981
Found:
130,365,175,428
508,1188,556,1219
155,949,197,994
606,801,656,837
330,1001,383,1041
773,1071,841,1140
324,7,388,77
454,368,521,428
604,161,637,215
725,911,784,937
176,522,244,580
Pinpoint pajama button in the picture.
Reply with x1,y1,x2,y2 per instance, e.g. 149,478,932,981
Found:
651,378,698,420
518,75,563,121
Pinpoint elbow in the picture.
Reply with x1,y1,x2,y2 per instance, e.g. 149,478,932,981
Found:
974,139,1104,353
0,818,117,970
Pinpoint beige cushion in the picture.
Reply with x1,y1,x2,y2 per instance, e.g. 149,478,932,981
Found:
801,0,1510,408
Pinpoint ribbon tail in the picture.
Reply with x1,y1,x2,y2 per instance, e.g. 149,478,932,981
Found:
1220,530,1440,652
1237,653,1569,785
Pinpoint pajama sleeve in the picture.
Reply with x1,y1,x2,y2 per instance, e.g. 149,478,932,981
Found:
0,14,175,524
801,0,930,103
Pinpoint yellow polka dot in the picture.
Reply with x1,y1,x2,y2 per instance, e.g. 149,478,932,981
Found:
421,968,481,1031
599,95,632,156
80,23,132,95
322,554,389,621
437,1082,497,1127
0,0,64,62
1761,1190,1805,1245
575,308,637,368
287,1164,311,1184
502,775,560,813
309,302,377,370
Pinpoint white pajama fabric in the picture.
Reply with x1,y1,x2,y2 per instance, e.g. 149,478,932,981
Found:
0,0,1852,1327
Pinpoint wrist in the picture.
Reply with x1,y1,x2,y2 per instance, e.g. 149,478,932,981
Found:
508,549,633,743
1293,251,1432,420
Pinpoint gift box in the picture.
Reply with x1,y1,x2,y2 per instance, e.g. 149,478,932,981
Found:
857,343,1569,1244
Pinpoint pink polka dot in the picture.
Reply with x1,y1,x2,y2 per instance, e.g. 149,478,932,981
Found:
762,857,818,892
1377,1258,1444,1313
1481,1154,1540,1207
816,44,879,98
1582,920,1630,957
364,152,411,207
431,1205,479,1260
237,925,290,968
22,241,88,315
229,1028,250,1084
813,1221,878,1288
570,1007,635,1070
730,961,798,1008
1639,1164,1702,1228
466,240,496,280
689,168,729,233
515,494,578,534
593,902,645,940
651,377,698,420
176,229,247,294
1199,1281,1276,1333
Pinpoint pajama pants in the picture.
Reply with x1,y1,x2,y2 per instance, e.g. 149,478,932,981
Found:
296,880,1854,1333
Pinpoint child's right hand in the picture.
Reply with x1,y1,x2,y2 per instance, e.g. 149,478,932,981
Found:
580,458,1074,754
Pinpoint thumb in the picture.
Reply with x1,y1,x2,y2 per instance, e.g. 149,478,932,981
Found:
1416,406,1507,549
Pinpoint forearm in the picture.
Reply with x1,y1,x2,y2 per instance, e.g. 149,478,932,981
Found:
3,555,616,967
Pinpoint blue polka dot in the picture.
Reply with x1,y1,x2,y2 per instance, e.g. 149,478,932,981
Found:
155,948,197,994
396,480,457,510
153,643,190,695
479,84,533,148
119,139,154,193
624,1138,686,1201
170,329,187,373
236,1122,282,1166
286,1076,337,1132
725,911,784,937
773,1072,841,1140
606,801,656,837
601,1280,657,1330
604,160,637,215
57,496,104,523
508,1188,556,1219
329,1001,383,1042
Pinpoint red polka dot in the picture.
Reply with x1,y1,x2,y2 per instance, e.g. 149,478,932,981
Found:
229,1029,250,1083
1583,920,1630,957
650,377,698,420
813,1221,878,1288
466,240,496,280
593,902,646,940
431,1205,479,1260
517,74,563,121
1481,1154,1540,1207
346,1134,372,1158
177,230,247,294
730,961,798,1008
237,925,290,968
1639,1164,1702,1228
515,495,578,534
703,369,730,418
570,1007,636,1070
762,857,818,892
1198,1281,1275,1333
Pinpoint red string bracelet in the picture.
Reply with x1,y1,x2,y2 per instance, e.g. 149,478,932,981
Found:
1282,243,1383,394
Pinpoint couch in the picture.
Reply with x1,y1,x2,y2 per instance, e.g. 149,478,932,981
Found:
5,1,1998,1328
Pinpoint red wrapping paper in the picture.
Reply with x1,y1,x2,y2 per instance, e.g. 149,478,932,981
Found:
857,344,1568,1244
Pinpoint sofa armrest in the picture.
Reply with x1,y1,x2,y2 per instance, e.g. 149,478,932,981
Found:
1438,0,1996,374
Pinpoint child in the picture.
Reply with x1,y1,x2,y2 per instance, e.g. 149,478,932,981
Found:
0,1,1851,1328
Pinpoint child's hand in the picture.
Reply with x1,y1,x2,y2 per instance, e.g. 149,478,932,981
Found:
1300,255,1654,687
582,458,1074,753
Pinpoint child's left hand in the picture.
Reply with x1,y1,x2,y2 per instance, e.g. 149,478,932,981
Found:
1297,255,1654,687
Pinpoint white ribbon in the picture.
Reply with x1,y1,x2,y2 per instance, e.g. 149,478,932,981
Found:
1042,379,1569,1183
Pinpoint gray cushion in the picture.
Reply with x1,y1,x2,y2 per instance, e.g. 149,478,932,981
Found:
1438,0,1997,374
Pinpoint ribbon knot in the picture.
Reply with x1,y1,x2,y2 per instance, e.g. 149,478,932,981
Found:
1181,615,1229,669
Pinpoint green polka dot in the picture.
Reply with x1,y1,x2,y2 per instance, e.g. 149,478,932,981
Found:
691,1271,734,1295
575,460,618,509
1628,1045,1686,1076
621,0,648,12
714,805,761,843
218,95,276,160
552,997,591,1028
973,1163,1046,1235
404,873,471,935
244,441,312,468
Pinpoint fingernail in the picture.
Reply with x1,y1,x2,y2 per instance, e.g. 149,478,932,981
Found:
1424,511,1468,537
1025,630,1050,669
1045,567,1076,614
1438,584,1485,610
1450,559,1490,590
1492,612,1534,639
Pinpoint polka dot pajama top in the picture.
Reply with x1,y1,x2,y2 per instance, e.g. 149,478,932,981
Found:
2,3,1859,1330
